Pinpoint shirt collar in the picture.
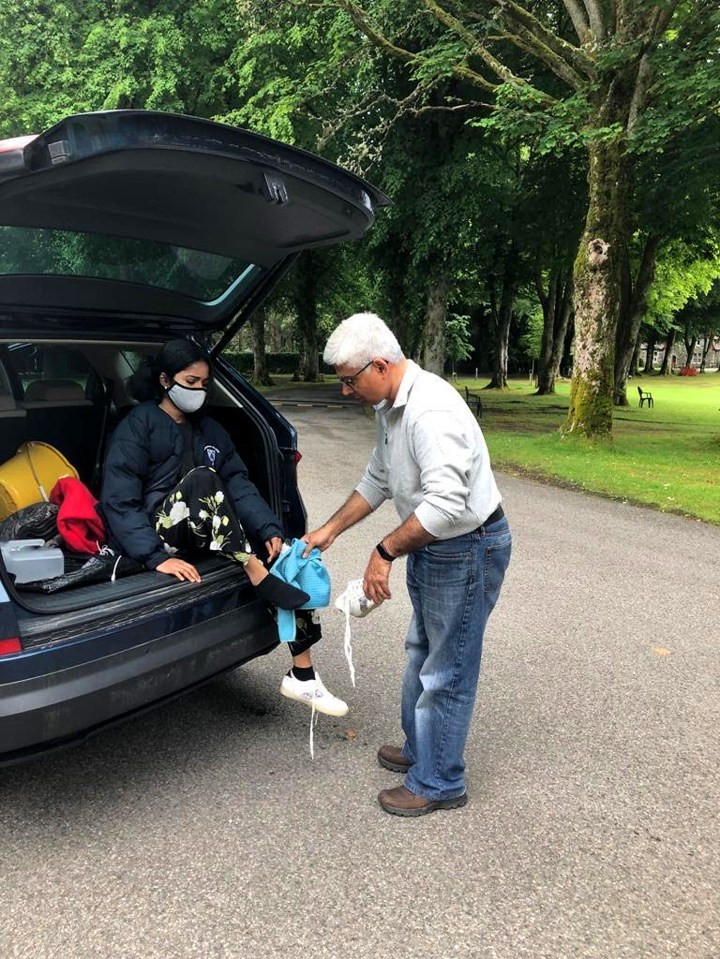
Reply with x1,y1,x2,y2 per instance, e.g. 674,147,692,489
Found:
391,360,422,410
373,360,422,413
374,360,422,414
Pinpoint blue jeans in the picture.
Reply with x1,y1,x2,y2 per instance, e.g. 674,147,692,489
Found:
401,517,511,800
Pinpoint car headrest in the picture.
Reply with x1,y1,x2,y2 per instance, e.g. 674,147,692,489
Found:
24,379,86,402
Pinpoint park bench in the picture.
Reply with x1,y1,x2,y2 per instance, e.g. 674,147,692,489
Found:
637,386,654,408
463,386,483,418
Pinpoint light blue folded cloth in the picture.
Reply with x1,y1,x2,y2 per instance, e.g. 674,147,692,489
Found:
269,539,331,642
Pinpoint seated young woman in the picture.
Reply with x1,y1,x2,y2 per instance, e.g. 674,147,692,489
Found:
99,339,347,717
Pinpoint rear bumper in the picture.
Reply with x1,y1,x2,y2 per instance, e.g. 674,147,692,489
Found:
0,603,278,764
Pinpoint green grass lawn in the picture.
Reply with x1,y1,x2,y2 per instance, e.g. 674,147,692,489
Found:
463,373,720,525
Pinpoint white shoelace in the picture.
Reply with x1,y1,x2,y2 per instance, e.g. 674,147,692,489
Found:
336,591,357,689
98,544,122,582
334,579,376,688
309,697,318,760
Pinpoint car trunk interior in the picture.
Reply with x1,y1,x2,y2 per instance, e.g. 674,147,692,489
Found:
0,337,279,629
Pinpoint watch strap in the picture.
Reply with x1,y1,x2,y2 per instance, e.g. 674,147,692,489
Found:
376,541,396,562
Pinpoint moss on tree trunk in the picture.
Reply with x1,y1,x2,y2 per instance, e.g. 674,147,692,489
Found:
565,133,631,437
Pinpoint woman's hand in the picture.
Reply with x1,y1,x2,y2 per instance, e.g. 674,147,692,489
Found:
264,537,284,563
156,558,202,583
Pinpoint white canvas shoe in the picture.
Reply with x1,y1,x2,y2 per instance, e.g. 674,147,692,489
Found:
335,579,376,618
280,671,349,717
334,580,379,689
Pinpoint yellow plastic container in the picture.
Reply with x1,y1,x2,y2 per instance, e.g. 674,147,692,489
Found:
0,442,78,521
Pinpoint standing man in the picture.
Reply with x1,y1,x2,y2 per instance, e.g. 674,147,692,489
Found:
304,313,511,817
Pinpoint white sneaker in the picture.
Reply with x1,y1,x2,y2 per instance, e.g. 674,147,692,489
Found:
335,579,376,618
280,671,349,717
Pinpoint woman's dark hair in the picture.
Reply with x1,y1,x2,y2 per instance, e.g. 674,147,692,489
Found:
128,339,213,402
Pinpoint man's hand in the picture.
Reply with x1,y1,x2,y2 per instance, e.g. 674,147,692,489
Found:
156,558,201,583
363,549,392,605
302,524,337,556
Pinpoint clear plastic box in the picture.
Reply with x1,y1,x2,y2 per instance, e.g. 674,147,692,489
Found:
0,539,64,583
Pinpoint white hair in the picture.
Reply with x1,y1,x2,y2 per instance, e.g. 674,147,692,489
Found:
323,312,405,368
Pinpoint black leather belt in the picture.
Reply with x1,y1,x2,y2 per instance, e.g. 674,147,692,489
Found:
453,506,505,539
481,505,504,528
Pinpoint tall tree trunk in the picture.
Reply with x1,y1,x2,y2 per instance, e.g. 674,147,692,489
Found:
683,332,698,369
488,285,512,390
700,332,713,372
629,328,641,377
420,275,449,375
614,234,662,405
486,243,518,390
659,328,676,375
566,114,632,436
537,269,573,395
644,330,657,373
552,290,573,383
294,253,321,382
536,271,556,393
250,307,273,386
561,319,574,377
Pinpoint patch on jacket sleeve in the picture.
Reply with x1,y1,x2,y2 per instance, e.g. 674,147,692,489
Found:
203,444,221,467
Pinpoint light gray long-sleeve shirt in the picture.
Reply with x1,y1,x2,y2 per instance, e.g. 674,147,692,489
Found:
355,361,501,539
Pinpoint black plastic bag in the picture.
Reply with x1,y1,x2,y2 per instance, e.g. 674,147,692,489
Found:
19,550,145,593
0,502,59,544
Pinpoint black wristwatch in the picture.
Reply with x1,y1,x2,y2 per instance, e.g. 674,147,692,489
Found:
376,541,396,562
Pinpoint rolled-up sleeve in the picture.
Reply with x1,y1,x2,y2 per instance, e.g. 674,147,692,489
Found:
410,411,474,537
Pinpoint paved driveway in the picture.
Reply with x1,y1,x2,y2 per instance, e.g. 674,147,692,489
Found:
1,398,718,959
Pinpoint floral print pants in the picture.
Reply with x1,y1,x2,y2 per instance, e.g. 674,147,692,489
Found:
154,466,320,657
155,466,252,563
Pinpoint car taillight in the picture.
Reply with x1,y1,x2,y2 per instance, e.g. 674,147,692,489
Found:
293,451,302,464
0,593,21,653
0,637,22,655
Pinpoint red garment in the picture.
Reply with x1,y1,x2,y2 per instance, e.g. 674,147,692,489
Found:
50,477,107,554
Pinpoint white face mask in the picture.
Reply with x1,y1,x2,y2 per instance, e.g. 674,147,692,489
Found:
166,380,207,414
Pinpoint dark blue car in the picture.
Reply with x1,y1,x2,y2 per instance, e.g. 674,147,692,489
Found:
0,110,387,763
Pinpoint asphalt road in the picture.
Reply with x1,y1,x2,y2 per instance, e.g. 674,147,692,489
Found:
1,394,718,959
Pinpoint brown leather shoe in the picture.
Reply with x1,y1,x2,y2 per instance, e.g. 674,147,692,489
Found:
377,744,412,773
377,784,467,817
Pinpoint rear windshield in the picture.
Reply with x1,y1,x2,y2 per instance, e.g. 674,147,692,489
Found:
0,226,259,302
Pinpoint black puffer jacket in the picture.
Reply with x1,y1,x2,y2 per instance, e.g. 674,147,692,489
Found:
100,401,283,570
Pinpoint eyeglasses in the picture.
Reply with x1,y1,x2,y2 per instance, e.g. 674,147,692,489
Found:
338,359,374,388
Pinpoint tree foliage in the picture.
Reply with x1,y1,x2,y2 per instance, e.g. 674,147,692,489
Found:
297,0,719,433
0,0,718,399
